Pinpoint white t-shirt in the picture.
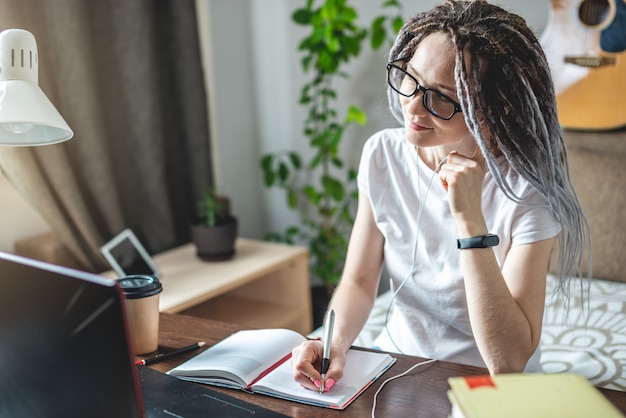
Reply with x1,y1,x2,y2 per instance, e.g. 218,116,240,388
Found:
358,128,561,371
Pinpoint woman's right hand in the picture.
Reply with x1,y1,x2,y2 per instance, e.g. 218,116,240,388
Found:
291,339,345,392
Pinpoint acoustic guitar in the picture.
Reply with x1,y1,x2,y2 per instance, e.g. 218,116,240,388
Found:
540,0,626,131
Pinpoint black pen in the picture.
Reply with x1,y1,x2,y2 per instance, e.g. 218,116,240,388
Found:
320,309,335,393
135,341,206,366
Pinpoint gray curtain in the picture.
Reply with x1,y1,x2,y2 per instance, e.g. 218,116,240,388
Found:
0,0,213,272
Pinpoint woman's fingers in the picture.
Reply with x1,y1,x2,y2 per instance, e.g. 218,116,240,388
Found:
291,340,323,390
439,150,485,191
291,340,346,392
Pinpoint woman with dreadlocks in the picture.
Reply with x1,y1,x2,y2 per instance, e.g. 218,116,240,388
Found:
292,0,589,390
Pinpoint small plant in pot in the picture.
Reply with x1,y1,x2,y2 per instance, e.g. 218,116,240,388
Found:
190,189,238,261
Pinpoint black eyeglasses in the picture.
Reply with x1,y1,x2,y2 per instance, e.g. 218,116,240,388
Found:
386,60,462,120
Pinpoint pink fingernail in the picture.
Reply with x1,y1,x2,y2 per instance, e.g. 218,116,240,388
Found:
325,378,335,390
313,379,321,388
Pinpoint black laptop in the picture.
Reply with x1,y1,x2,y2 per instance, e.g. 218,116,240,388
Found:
0,251,287,418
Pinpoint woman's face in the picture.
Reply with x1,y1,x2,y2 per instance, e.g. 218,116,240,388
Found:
399,32,470,150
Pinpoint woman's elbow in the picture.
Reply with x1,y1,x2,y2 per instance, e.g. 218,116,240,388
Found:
484,346,537,375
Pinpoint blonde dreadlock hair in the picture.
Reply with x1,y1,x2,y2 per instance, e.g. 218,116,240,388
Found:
387,0,591,299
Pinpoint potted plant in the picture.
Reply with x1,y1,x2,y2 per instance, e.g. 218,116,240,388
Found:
260,0,402,326
190,189,238,261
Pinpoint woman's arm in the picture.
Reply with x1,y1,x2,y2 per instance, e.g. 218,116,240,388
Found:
327,192,386,352
291,192,385,390
441,150,554,373
460,236,554,373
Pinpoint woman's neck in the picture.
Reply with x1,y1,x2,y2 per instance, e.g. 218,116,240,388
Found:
418,133,476,171
417,146,450,172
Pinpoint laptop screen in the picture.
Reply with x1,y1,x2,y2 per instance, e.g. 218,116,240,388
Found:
0,252,293,418
0,252,143,417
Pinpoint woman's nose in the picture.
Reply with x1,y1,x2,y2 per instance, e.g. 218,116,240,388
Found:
402,90,428,116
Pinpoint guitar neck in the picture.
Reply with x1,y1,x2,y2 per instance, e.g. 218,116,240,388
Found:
543,0,626,130
564,55,616,68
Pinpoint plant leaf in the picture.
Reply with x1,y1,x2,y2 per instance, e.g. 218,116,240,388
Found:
260,154,273,171
289,152,302,169
278,162,290,181
287,190,298,208
322,175,345,201
346,105,367,125
263,171,275,187
292,8,312,25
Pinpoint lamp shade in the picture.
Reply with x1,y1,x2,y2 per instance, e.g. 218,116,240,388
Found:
0,28,73,146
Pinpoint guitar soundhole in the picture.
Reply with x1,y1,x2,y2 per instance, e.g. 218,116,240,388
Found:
578,0,614,29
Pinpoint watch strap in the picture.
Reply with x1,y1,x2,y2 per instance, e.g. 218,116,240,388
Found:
457,234,500,249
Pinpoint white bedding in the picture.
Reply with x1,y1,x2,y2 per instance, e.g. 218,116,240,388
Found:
542,274,626,391
309,274,626,391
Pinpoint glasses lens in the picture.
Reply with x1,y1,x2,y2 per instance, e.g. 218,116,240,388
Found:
387,61,460,120
424,90,457,120
388,65,416,97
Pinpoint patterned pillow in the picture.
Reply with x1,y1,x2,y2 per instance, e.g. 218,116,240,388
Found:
542,275,626,391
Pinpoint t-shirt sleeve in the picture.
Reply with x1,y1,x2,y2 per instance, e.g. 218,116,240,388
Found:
357,133,381,199
509,191,562,247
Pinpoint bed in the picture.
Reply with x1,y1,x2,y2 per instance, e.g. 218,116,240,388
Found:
310,274,626,391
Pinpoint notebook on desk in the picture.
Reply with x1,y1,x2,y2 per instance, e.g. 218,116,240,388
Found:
0,251,287,418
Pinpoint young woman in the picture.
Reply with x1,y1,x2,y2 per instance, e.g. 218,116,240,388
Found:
292,0,589,391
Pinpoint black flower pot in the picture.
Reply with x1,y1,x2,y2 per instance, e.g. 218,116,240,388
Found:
190,215,238,261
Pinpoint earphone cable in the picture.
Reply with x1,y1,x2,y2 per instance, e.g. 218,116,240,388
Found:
370,358,438,418
383,133,472,353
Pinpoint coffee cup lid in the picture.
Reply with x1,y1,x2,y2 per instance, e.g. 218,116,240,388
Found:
116,275,163,299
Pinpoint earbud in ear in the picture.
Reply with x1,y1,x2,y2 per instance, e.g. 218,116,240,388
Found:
479,116,496,125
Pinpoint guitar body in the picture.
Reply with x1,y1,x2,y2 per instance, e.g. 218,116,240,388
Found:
541,0,626,131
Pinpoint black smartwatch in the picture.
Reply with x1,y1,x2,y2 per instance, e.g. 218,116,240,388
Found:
457,234,500,250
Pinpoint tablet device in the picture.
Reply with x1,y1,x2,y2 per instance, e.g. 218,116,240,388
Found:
100,228,160,278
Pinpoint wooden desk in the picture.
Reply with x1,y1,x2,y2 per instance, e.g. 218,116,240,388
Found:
146,313,626,417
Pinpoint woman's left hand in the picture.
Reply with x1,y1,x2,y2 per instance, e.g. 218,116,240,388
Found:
438,149,487,221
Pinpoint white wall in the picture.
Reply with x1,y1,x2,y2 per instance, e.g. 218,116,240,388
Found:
0,0,549,253
205,0,549,239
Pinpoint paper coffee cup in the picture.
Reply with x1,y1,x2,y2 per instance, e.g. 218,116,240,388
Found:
117,275,163,355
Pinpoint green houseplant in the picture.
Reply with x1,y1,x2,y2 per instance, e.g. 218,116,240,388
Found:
260,0,402,307
190,189,238,261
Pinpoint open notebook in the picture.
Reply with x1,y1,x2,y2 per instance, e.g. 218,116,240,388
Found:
0,251,287,417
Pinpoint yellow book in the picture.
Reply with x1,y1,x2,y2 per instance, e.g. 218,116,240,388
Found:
448,373,624,418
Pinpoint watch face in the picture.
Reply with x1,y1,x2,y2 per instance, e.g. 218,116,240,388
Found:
457,234,500,249
484,234,500,247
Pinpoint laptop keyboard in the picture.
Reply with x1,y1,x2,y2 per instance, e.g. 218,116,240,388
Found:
139,366,289,417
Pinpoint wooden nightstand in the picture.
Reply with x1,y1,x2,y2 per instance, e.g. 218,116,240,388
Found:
147,238,312,335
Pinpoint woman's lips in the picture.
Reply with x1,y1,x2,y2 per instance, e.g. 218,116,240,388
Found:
408,119,430,131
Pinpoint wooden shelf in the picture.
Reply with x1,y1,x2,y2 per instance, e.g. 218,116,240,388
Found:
179,295,309,332
149,238,312,335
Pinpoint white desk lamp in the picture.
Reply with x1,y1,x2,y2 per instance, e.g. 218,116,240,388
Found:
0,28,73,146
